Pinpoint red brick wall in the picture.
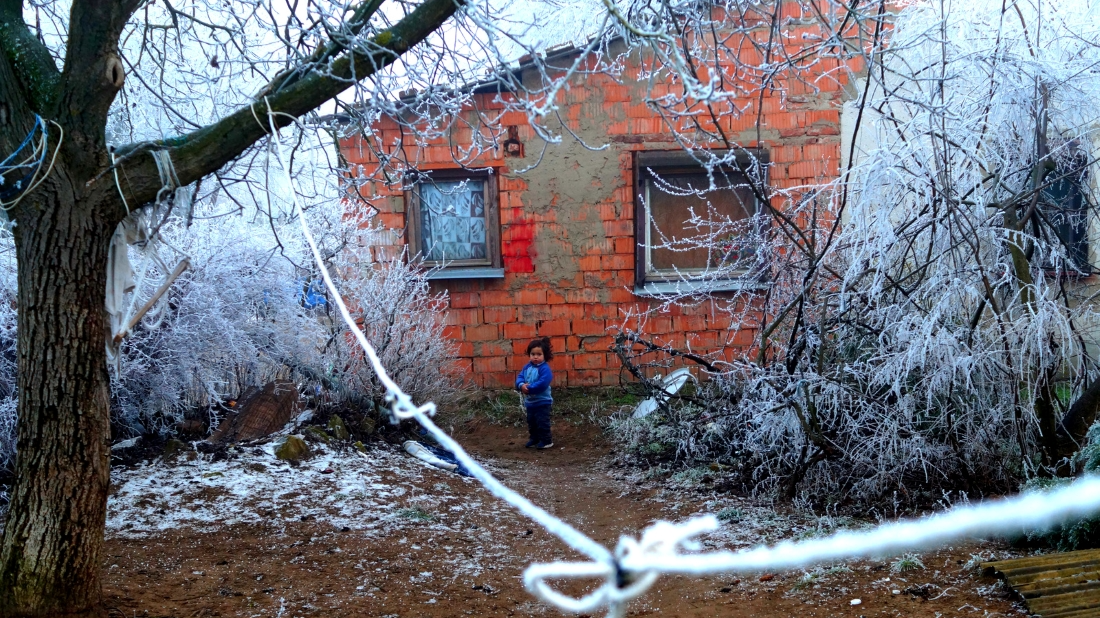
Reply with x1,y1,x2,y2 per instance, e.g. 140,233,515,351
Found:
341,39,849,388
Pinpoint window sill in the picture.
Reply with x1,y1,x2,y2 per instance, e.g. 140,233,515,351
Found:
634,279,767,296
426,267,505,280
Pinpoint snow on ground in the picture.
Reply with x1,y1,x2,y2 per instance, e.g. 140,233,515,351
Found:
110,442,404,535
98,428,1029,617
104,435,577,587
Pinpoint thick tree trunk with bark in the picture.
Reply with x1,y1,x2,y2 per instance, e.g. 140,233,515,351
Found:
0,0,460,613
0,175,114,617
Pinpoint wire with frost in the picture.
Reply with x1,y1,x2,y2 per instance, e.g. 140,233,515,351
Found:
525,476,1100,614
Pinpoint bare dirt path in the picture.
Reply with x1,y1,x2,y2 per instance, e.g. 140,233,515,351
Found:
101,418,1026,617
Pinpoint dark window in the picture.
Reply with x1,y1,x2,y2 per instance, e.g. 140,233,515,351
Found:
1042,158,1090,273
406,170,502,274
634,150,766,289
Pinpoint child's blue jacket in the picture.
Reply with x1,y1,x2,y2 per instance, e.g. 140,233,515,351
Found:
515,361,553,407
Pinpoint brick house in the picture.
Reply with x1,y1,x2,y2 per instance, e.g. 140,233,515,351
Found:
339,36,853,389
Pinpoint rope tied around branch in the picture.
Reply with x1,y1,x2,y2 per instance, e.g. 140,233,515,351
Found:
151,149,193,228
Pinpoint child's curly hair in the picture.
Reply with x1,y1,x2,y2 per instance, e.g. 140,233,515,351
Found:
525,336,553,360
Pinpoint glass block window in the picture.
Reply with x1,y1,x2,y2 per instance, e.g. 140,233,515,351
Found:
419,180,488,262
406,171,501,274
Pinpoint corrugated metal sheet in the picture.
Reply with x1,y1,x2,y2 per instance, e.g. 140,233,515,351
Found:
983,549,1100,617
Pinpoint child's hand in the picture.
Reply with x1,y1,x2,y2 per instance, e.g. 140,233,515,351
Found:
520,384,529,394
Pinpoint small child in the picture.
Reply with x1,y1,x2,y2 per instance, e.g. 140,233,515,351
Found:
515,337,554,449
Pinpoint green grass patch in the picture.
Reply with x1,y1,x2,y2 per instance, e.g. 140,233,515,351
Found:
791,566,851,591
669,466,710,486
716,507,743,522
891,554,925,573
396,507,435,522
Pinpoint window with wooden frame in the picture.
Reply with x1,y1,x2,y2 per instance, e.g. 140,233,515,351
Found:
406,169,503,279
633,150,766,293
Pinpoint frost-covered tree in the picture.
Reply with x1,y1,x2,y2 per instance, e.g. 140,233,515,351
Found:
608,0,1100,505
0,0,592,612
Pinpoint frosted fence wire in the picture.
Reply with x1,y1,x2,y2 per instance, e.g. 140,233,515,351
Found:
264,116,1100,618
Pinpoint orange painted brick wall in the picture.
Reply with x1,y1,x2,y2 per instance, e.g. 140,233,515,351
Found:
341,38,850,389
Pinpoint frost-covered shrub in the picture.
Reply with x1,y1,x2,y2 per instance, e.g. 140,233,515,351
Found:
109,207,464,438
0,231,18,477
1023,423,1100,550
109,212,331,437
0,334,16,476
334,256,463,412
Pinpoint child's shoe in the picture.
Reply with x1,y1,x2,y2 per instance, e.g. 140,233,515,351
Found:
535,441,554,449
525,439,537,448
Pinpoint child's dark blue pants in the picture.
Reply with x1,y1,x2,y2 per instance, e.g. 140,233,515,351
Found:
526,403,552,444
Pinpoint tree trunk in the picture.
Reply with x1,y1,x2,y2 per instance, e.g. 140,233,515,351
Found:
1055,377,1100,470
0,173,114,617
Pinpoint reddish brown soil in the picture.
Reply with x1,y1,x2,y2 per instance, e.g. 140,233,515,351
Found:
101,420,1026,617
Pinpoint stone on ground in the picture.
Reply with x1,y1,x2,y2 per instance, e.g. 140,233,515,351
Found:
275,435,311,461
327,415,350,441
162,439,188,460
304,426,331,444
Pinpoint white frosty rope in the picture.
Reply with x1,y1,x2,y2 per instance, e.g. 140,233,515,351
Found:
263,108,612,570
264,110,1100,618
525,476,1100,614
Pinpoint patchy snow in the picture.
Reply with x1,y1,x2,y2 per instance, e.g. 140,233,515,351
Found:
104,439,549,584
97,428,1031,618
107,442,477,537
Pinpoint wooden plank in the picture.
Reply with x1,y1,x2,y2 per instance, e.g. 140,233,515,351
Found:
984,550,1100,617
983,549,1100,571
1041,607,1100,618
208,380,300,444
1000,561,1100,580
1019,579,1100,599
988,549,1100,565
1014,568,1100,591
1026,589,1100,613
989,557,1100,578
1013,564,1100,583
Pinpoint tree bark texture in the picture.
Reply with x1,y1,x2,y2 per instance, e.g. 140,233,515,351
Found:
0,170,114,617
